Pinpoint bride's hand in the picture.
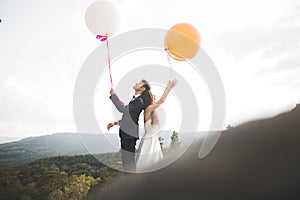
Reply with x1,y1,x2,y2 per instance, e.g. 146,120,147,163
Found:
167,79,177,89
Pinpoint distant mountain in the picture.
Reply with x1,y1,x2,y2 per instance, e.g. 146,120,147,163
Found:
0,133,118,164
87,105,300,200
0,131,202,164
0,136,23,144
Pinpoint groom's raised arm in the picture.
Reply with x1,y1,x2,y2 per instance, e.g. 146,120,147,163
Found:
109,89,125,113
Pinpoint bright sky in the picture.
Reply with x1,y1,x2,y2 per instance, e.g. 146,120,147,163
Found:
1,0,300,137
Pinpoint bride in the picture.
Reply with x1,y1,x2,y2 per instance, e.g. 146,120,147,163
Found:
107,79,177,172
136,79,177,172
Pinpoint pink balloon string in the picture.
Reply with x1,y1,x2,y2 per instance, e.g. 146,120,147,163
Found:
118,98,125,106
96,34,113,88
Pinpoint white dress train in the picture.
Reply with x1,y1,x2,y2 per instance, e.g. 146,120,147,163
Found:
136,120,164,172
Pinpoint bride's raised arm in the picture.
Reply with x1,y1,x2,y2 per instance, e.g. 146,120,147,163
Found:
147,79,177,112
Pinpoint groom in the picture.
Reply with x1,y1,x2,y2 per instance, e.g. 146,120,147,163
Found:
109,80,151,172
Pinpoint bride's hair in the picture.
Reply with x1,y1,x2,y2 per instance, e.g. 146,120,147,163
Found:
141,88,152,109
147,90,159,126
150,110,159,126
142,90,160,126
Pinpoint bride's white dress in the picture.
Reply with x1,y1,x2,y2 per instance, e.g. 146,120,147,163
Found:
136,120,164,172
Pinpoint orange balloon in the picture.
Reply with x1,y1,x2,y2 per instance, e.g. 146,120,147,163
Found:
164,23,201,61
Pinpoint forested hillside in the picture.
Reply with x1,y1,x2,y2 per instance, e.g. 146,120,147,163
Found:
0,153,122,200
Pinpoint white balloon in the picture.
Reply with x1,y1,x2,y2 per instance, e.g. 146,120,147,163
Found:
85,0,121,36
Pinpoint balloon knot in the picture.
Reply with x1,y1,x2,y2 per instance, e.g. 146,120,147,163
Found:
96,35,107,41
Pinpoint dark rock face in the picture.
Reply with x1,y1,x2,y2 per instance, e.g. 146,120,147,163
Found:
88,106,300,200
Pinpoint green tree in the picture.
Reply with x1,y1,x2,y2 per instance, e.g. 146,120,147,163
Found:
31,164,67,199
49,175,100,200
170,131,181,149
0,165,26,200
48,188,65,200
159,136,164,149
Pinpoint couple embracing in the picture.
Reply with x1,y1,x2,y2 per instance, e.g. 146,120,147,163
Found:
107,79,177,173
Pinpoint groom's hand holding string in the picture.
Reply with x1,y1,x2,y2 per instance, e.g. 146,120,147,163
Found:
110,88,115,95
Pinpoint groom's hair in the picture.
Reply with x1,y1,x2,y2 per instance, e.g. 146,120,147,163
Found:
141,79,151,91
140,79,151,109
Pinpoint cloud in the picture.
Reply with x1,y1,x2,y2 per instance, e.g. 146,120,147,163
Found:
209,2,300,95
1,0,300,137
211,24,300,60
0,0,99,136
209,2,300,60
271,52,300,71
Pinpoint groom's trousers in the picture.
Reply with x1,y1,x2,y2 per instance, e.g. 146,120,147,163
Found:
120,132,137,172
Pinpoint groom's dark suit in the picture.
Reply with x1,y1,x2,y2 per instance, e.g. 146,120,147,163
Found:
110,93,144,172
